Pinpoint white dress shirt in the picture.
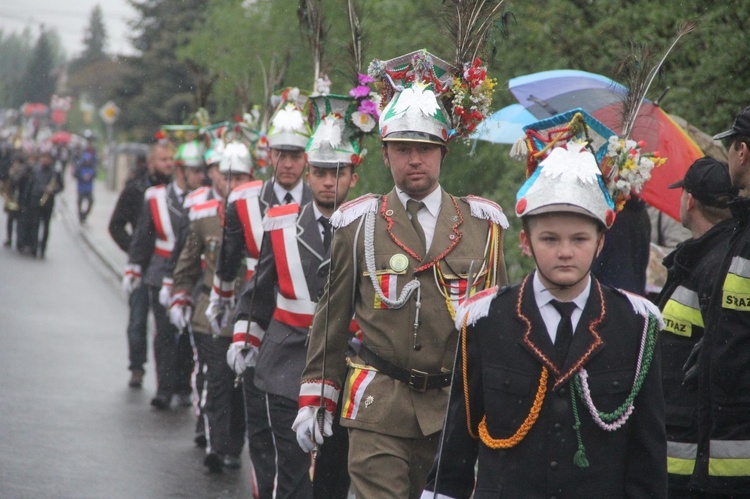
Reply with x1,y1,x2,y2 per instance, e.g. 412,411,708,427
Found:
533,272,591,344
396,185,443,251
273,180,304,206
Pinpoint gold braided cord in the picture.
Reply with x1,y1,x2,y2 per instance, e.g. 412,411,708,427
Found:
434,262,458,322
478,366,548,449
461,316,478,439
488,222,501,289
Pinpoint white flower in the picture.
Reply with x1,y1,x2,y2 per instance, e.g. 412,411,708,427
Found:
352,111,376,133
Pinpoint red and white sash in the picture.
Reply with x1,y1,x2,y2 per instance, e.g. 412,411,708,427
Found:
188,198,222,222
230,180,264,259
183,185,212,210
265,204,317,328
145,185,176,258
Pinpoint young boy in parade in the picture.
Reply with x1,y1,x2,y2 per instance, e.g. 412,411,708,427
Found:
422,112,667,498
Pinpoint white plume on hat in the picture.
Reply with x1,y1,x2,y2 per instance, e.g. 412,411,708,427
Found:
515,142,616,228
219,141,253,175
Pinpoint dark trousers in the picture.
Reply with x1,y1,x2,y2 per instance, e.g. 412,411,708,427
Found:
77,191,93,222
127,284,150,372
16,206,38,252
5,209,17,244
243,368,276,499
193,333,245,458
149,286,193,397
37,200,53,256
313,391,350,499
264,393,313,499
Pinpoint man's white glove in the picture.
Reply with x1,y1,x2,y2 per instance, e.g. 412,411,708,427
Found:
122,264,142,295
292,406,333,453
206,276,236,335
225,320,264,375
158,277,173,308
169,292,193,330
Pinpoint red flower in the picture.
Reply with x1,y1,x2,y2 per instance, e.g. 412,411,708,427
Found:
351,154,362,166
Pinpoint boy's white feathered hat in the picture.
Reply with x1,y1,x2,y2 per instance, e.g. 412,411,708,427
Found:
516,143,616,228
515,110,617,228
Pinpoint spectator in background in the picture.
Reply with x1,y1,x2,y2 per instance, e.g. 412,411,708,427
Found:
74,135,97,224
688,106,750,494
654,157,736,496
592,196,651,295
3,151,24,247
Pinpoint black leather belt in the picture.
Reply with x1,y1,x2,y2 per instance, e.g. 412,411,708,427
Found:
359,344,451,392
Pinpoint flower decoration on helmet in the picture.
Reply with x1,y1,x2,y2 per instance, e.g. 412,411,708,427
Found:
514,108,666,226
306,86,375,168
367,49,494,144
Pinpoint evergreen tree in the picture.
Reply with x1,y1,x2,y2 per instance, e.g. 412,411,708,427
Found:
0,28,34,106
15,28,58,105
112,0,211,139
80,5,108,65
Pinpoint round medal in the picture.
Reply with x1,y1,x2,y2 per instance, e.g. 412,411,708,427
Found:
389,254,409,272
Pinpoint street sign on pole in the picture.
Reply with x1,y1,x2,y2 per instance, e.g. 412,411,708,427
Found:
99,101,120,125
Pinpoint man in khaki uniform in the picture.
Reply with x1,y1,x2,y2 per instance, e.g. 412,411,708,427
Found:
169,141,255,472
293,50,509,498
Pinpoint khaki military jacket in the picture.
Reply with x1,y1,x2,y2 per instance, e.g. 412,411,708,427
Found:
173,199,243,337
301,187,508,438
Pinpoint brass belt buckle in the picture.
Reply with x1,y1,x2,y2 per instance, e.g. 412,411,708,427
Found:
408,369,429,392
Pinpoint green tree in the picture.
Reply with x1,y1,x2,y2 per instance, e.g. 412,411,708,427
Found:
112,0,211,140
15,28,60,106
78,5,108,66
0,28,34,106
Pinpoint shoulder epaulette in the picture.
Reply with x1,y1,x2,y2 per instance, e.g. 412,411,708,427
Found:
615,288,665,330
330,193,380,229
183,186,211,209
453,286,502,330
462,195,509,229
188,199,221,221
144,184,166,200
228,180,264,204
263,203,299,231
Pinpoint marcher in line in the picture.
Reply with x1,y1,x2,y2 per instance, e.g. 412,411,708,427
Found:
122,140,199,409
295,51,508,498
109,145,170,388
228,92,362,498
170,141,253,473
208,91,311,497
423,129,667,498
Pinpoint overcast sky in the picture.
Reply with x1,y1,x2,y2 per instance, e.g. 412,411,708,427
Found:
0,1,136,58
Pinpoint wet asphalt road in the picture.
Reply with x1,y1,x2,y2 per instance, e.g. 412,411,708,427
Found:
0,209,254,498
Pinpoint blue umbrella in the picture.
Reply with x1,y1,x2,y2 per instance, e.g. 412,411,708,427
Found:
471,103,537,144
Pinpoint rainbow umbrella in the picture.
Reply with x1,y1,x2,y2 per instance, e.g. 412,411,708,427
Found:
509,69,704,221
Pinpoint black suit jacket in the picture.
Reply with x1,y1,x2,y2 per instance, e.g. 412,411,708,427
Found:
240,202,329,401
216,179,312,283
426,274,667,499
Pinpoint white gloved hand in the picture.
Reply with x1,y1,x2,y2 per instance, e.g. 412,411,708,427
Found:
169,292,193,330
225,320,264,374
226,341,258,375
292,406,333,453
122,264,142,295
206,287,236,335
158,277,174,308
